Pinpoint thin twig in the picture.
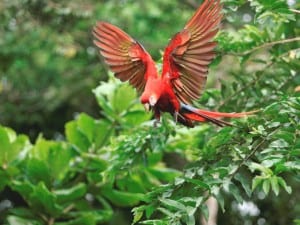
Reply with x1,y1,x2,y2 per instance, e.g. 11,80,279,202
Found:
218,60,274,108
182,0,199,9
230,138,267,178
227,37,300,56
229,127,279,179
63,203,75,213
219,48,300,108
48,218,55,225
290,8,300,14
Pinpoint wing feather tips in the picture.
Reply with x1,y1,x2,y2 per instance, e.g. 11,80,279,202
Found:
92,21,154,95
185,0,215,29
96,22,133,42
162,0,223,104
185,0,222,31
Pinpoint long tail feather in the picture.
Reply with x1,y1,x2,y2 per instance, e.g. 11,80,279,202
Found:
180,103,257,127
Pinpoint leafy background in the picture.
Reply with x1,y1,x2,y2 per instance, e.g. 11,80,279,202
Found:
0,0,299,225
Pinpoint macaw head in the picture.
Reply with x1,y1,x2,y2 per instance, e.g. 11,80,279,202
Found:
140,78,163,111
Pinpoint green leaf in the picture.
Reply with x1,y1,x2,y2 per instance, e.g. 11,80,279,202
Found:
185,213,195,225
132,206,144,224
48,143,74,180
145,204,156,218
101,187,146,207
184,177,210,190
26,158,51,187
54,183,87,204
148,167,181,183
262,179,270,195
284,161,300,171
77,113,96,143
277,177,292,194
85,153,108,183
0,126,10,165
249,162,273,175
160,198,186,211
123,110,151,126
94,120,112,148
234,173,252,197
11,181,61,216
30,137,52,161
8,135,30,163
54,212,97,225
7,207,36,219
112,83,136,113
92,80,115,115
65,120,90,152
0,126,30,167
273,130,295,145
140,219,169,225
250,0,295,24
29,182,62,216
252,176,263,191
157,207,174,217
228,182,243,203
200,203,209,222
211,187,225,212
6,215,42,225
10,180,34,201
93,92,114,117
206,127,233,149
216,194,225,213
269,139,289,148
270,176,279,196
0,170,9,191
83,153,108,172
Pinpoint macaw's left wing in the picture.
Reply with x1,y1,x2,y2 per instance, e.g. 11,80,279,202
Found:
162,0,222,104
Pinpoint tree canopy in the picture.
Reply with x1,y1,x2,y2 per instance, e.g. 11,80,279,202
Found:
0,0,299,225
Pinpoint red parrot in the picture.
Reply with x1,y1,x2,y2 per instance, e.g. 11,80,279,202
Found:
93,0,253,127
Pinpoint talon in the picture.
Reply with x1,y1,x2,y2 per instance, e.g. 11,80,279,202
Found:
174,111,179,124
154,119,161,127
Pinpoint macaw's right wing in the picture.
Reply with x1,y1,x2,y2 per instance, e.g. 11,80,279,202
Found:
93,22,155,94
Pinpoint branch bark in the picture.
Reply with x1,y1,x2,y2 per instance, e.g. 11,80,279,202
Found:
219,47,300,108
290,8,300,14
182,0,199,9
201,197,218,225
226,37,300,56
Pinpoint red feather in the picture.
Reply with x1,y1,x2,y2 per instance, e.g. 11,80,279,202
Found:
93,0,256,127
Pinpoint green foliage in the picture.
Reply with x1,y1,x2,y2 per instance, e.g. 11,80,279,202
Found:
0,0,191,139
0,80,181,224
1,0,300,225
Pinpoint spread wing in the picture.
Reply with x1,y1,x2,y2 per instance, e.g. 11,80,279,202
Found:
162,0,222,104
93,22,154,94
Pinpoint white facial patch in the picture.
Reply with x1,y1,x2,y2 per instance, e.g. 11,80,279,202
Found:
149,95,157,106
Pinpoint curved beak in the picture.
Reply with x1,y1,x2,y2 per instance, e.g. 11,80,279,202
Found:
143,95,157,112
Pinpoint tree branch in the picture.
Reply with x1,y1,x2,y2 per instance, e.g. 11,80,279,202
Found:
226,37,300,56
182,0,199,9
219,48,300,108
290,8,300,14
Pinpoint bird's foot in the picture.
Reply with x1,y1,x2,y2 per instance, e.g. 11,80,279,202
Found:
173,111,179,124
153,118,161,127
